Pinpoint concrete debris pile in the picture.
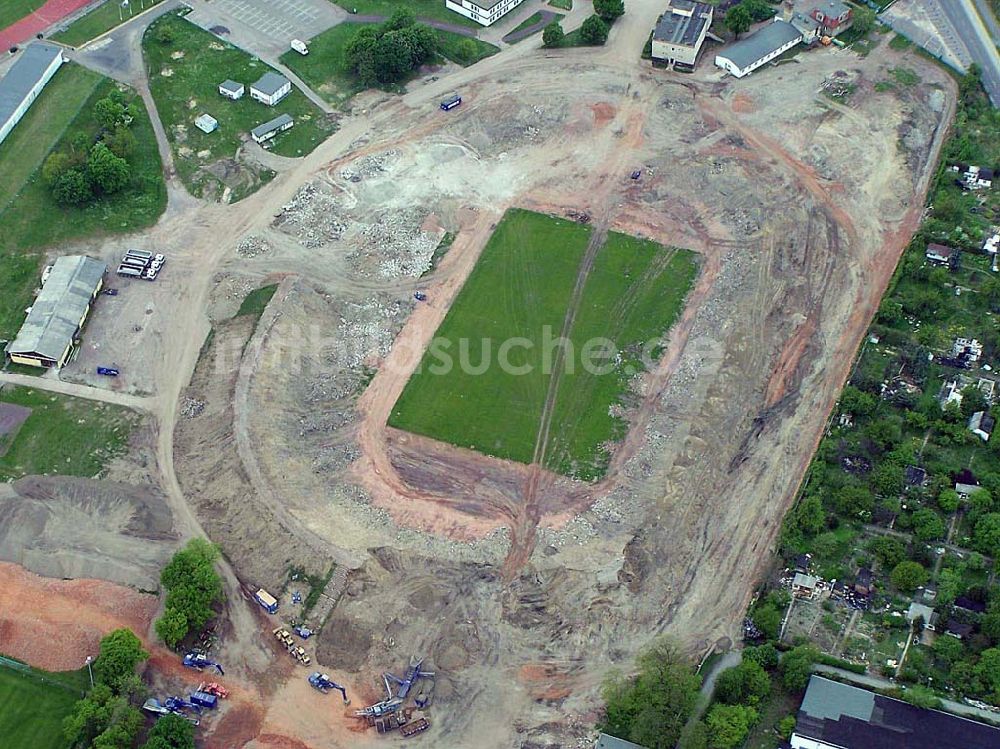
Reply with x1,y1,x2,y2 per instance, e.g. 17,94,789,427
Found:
339,150,398,182
336,297,407,367
272,183,347,248
352,210,438,279
181,398,206,418
236,235,271,258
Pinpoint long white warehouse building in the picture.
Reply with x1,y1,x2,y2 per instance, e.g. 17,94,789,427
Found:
0,42,66,147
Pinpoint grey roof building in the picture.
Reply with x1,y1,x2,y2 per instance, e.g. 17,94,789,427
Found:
595,733,647,749
791,676,1000,749
249,72,291,105
7,256,106,368
251,113,294,143
0,42,65,147
714,20,803,78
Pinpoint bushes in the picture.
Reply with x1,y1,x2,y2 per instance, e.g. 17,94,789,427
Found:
713,661,770,706
593,0,624,22
542,21,565,48
41,90,138,207
345,9,437,85
599,638,701,749
890,560,928,591
704,703,758,749
155,539,223,648
580,15,610,45
92,629,148,692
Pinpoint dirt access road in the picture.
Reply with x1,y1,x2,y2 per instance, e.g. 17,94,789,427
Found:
4,2,956,747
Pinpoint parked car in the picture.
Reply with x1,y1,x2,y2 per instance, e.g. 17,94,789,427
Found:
103,288,119,296
96,366,120,376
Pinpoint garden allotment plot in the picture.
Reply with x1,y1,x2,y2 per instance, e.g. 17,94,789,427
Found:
389,209,698,480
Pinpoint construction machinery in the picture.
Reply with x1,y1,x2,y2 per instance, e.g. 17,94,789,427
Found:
142,698,200,725
165,696,202,714
198,682,229,699
189,690,218,709
308,672,350,703
384,656,434,700
293,625,313,639
182,652,225,675
272,627,294,647
400,718,430,738
289,645,311,665
354,697,404,720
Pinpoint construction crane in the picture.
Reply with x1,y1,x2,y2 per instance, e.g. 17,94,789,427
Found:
182,652,225,675
383,656,434,700
308,672,350,703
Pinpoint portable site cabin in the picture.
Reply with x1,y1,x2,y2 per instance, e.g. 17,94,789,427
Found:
251,113,293,143
218,79,245,100
195,113,219,133
249,72,291,106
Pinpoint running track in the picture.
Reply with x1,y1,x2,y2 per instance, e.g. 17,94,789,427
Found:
0,0,93,51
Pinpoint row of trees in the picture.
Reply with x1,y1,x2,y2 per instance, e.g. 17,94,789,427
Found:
155,539,224,648
63,628,195,749
42,91,140,207
543,0,623,48
345,9,437,86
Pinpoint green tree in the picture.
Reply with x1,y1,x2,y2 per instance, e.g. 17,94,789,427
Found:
869,537,906,569
714,661,770,706
750,602,783,640
104,125,137,159
974,513,1000,556
933,632,965,665
593,0,625,22
93,629,148,691
974,648,1000,695
382,7,416,30
42,152,72,186
725,5,752,38
580,14,610,44
94,97,127,130
779,646,818,691
155,607,188,649
938,489,961,513
912,508,946,541
834,486,874,517
890,561,928,591
87,143,130,194
983,599,1000,644
141,713,195,749
742,0,776,22
705,703,757,749
154,24,174,45
840,386,876,418
873,462,905,496
345,26,379,84
852,6,877,36
777,715,797,740
936,568,962,608
63,684,143,749
961,385,988,418
743,643,779,671
970,489,994,514
599,638,701,749
52,168,93,206
542,21,565,48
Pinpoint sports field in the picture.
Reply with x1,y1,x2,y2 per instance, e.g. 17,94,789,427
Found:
388,209,698,480
0,660,86,748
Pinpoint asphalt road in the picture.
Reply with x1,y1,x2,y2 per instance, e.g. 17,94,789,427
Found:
972,0,1000,43
936,0,1000,107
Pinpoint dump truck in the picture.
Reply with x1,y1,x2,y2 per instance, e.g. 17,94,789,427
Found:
401,718,430,738
289,645,311,665
255,588,279,613
189,691,218,709
273,627,294,647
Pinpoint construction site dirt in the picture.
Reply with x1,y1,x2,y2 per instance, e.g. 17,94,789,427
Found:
0,12,956,749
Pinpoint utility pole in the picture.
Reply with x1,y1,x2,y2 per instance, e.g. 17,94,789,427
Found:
84,656,94,689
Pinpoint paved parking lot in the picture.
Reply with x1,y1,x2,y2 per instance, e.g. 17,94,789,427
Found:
185,0,345,59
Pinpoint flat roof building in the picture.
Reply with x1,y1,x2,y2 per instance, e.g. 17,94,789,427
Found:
218,79,245,100
0,42,66,147
446,0,525,26
195,113,219,133
6,255,106,368
251,113,294,143
250,72,291,106
715,19,802,78
652,1,714,71
792,676,1000,749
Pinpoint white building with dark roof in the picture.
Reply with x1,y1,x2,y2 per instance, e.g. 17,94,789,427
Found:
251,113,294,143
218,79,245,100
250,72,291,106
6,256,106,368
652,0,714,70
446,0,524,26
0,42,66,147
714,19,803,78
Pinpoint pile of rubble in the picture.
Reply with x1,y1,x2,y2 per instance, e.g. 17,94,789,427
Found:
181,398,205,418
335,297,407,367
352,210,439,279
236,235,271,258
339,150,398,182
272,183,347,248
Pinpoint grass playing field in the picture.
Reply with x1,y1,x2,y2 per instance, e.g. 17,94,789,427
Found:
0,660,88,749
388,209,698,480
53,0,167,47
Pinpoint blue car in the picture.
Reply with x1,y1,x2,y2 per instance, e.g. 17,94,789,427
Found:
96,367,119,377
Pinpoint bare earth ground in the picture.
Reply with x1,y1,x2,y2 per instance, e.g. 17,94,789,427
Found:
0,6,956,748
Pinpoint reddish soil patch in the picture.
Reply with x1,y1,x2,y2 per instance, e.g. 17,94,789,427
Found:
0,562,158,671
590,102,617,127
206,703,266,749
731,92,756,114
0,0,94,50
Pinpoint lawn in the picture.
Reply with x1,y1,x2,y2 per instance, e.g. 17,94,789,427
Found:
236,283,278,319
506,11,563,42
328,0,480,29
52,0,166,47
0,0,45,30
0,662,86,749
0,66,165,341
280,23,497,106
389,210,698,480
0,387,140,481
549,0,572,9
143,12,335,198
